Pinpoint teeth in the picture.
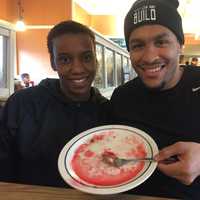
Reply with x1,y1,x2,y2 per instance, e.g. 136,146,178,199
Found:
72,78,86,83
146,67,161,73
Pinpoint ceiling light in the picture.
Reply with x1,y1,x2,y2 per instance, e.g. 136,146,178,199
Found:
195,33,200,40
15,0,26,31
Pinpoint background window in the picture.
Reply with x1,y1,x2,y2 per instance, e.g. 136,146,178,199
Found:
0,35,7,88
94,43,104,88
105,48,114,87
0,25,15,99
123,56,130,83
116,53,123,85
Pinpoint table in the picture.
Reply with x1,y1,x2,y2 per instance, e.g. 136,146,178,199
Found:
0,182,178,200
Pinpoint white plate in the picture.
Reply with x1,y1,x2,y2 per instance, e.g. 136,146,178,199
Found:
58,125,158,195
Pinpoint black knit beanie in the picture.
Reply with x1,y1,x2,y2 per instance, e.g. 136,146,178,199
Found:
124,0,184,51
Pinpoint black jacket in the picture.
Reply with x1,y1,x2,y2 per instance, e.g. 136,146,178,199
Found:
110,66,200,199
0,78,108,187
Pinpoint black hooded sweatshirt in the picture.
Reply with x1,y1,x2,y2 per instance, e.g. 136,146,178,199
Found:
0,78,108,187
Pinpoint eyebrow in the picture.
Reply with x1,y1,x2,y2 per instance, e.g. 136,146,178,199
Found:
56,53,70,57
82,50,94,54
155,32,171,40
56,50,94,57
130,32,171,44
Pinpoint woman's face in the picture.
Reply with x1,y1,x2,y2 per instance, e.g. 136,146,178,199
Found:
52,33,97,101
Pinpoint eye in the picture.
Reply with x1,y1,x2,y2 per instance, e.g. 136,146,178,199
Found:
56,55,71,65
83,52,94,63
155,39,169,47
129,43,144,51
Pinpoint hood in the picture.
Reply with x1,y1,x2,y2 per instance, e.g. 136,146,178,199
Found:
39,78,107,104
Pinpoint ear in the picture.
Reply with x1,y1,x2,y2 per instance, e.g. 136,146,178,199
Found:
95,58,99,71
95,58,98,65
176,45,183,61
178,44,184,55
50,55,57,71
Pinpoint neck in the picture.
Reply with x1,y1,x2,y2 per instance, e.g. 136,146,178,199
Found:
163,66,184,91
60,85,91,102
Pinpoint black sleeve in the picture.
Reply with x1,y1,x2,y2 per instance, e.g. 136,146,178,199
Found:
0,95,20,182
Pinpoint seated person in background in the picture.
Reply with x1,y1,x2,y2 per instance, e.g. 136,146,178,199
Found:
185,61,189,66
14,78,24,92
21,73,34,87
109,0,200,199
191,57,199,67
0,20,108,187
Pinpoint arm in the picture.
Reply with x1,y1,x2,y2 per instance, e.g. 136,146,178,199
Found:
154,142,200,185
0,95,20,182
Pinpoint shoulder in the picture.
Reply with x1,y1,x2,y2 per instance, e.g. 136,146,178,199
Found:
2,82,58,123
112,78,140,98
184,65,200,78
91,87,109,104
10,84,45,101
5,84,49,111
183,66,200,86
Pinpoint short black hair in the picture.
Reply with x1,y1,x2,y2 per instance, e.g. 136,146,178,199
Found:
192,57,198,62
47,20,95,70
21,73,30,79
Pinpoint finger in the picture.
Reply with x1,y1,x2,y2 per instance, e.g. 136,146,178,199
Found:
155,142,185,161
157,162,181,176
159,156,179,164
157,161,183,181
157,162,196,185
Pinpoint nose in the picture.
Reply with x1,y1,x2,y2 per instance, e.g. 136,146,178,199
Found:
71,58,84,74
141,44,159,63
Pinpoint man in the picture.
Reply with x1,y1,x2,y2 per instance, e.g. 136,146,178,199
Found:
14,78,24,91
191,57,199,67
21,73,34,88
0,21,108,187
110,0,200,199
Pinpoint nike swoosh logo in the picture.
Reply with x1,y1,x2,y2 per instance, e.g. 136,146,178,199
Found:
192,86,200,92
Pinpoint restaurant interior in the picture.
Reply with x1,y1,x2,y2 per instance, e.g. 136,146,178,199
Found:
0,0,200,101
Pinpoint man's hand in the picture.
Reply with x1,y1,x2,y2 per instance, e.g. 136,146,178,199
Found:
154,142,200,185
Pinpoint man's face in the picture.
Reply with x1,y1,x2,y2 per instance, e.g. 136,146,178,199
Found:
52,33,97,101
23,75,30,84
129,25,183,90
191,59,198,66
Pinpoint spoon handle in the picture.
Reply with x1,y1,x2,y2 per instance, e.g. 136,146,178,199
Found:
114,157,155,167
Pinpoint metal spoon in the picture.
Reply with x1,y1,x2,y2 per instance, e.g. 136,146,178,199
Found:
102,154,179,167
102,154,155,167
112,157,156,167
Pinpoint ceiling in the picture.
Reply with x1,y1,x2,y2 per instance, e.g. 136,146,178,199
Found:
74,0,200,36
74,0,134,15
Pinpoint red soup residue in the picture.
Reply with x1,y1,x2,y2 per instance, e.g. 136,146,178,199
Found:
71,131,147,186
